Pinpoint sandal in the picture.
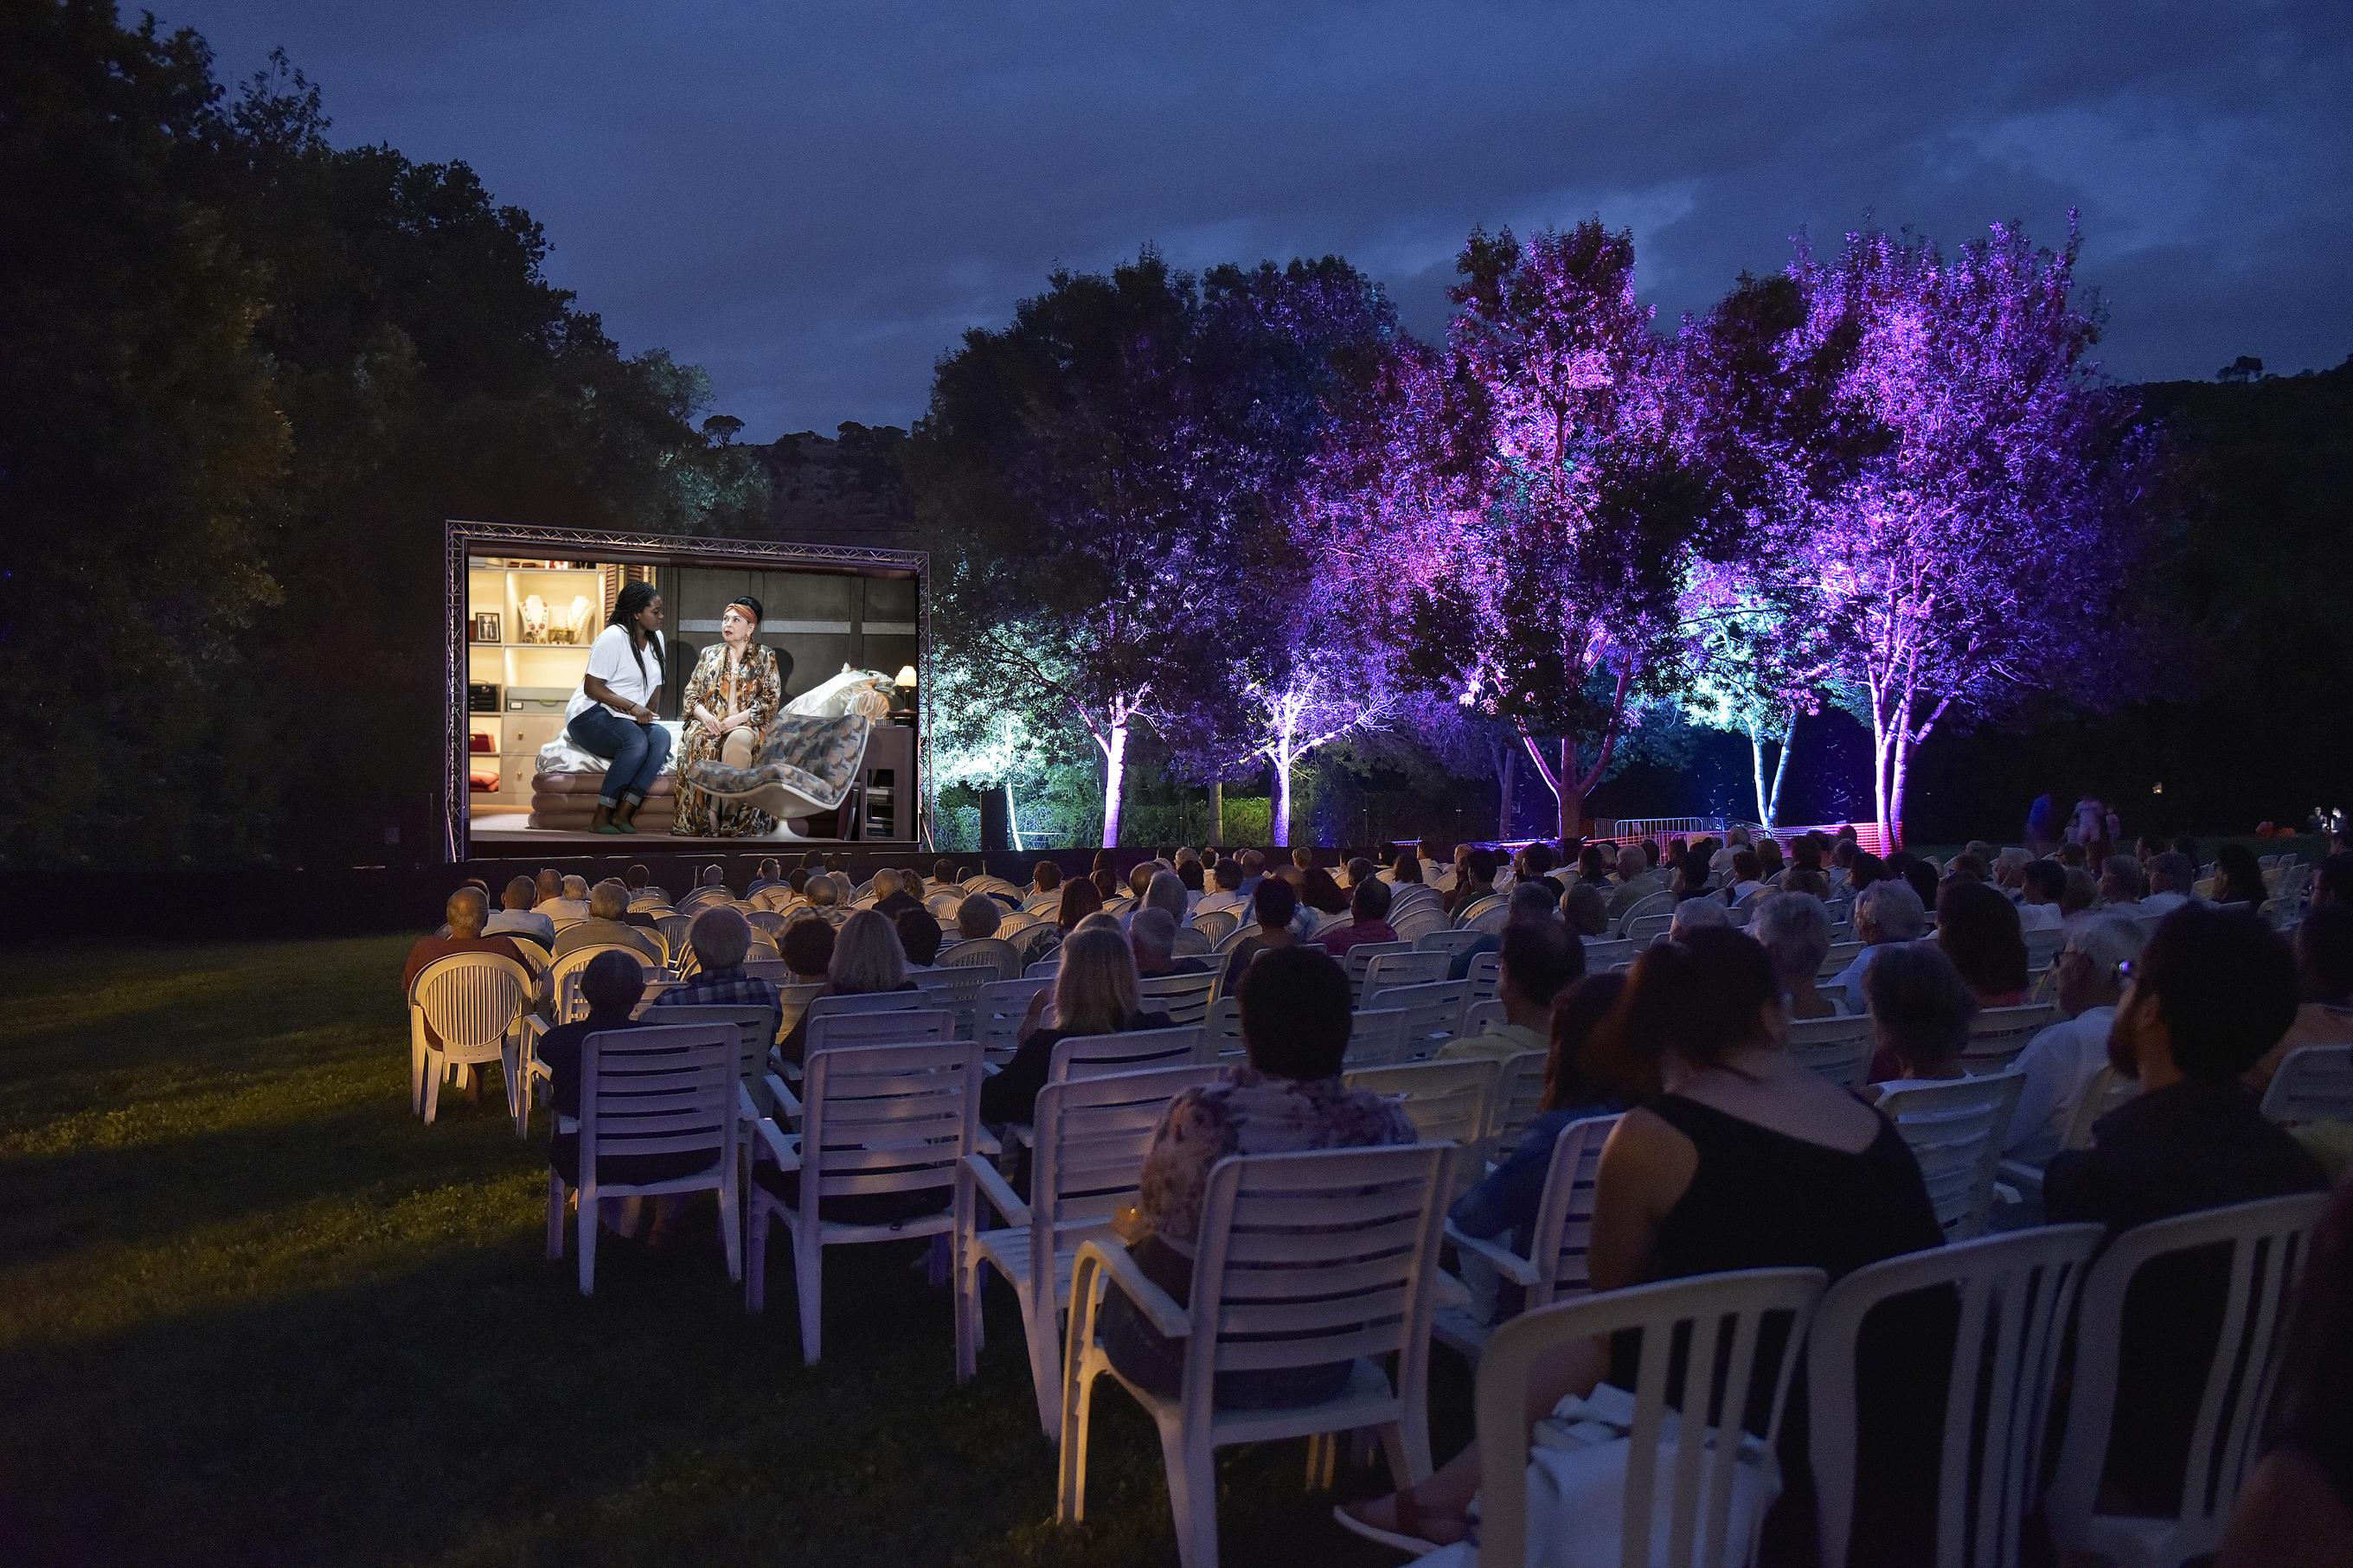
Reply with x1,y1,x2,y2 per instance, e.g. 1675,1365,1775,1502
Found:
1332,1489,1466,1556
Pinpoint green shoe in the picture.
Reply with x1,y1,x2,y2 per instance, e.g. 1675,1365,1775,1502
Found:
594,822,622,835
613,820,638,834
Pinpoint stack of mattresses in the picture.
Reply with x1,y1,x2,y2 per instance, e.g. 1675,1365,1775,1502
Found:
528,771,678,831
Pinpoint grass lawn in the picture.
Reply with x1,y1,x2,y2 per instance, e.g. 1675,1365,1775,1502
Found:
0,938,1454,1566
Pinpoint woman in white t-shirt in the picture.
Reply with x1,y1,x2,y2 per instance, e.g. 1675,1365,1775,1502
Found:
563,582,671,834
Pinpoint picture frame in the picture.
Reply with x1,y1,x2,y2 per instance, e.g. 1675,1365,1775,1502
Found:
471,611,501,643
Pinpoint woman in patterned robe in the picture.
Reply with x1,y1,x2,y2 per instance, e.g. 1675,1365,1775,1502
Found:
673,597,788,837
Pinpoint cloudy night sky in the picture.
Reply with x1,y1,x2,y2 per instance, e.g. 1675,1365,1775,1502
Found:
157,0,2353,443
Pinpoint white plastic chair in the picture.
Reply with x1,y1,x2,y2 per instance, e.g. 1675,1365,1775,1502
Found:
1361,949,1449,1002
1342,1007,1413,1069
1459,997,1508,1040
1024,956,1062,980
1807,1224,2102,1568
1464,900,1511,935
1189,908,1240,944
1413,928,1488,959
957,1063,1221,1435
2047,1192,2331,1568
1204,995,1247,1059
1488,1048,1551,1152
408,951,534,1131
1465,950,1503,1008
1058,1142,1456,1568
1138,970,1217,1028
1580,937,1636,971
1786,1013,1874,1091
543,943,645,1021
2259,1042,2353,1124
1959,1005,2058,1074
1455,893,1506,929
974,976,1054,1063
939,937,1021,982
545,1021,741,1295
1365,978,1471,1058
1340,941,1414,1003
1818,941,1863,982
746,1038,983,1363
1048,1025,1214,1082
1614,890,1674,938
1876,1072,2026,1239
1998,1064,2140,1206
1470,1268,1829,1568
803,1005,956,1058
1439,1113,1620,1360
1389,902,1449,943
1343,1058,1498,1192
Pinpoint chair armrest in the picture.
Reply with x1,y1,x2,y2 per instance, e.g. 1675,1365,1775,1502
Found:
1073,1239,1189,1340
973,1126,1002,1158
764,1072,801,1122
749,1117,800,1171
963,1153,1029,1226
1996,1157,2044,1197
1431,1268,1473,1310
1444,1220,1544,1287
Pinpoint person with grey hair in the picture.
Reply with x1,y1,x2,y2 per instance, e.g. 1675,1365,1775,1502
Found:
485,874,555,944
1751,891,1838,1019
1559,880,1610,938
1603,844,1661,921
1667,895,1728,939
2003,912,2144,1162
401,887,525,1069
870,867,922,918
2139,851,2197,918
1831,878,1928,1014
955,893,1003,941
537,874,591,924
652,905,779,1014
1319,876,1398,957
1196,858,1248,917
554,880,663,962
2097,854,2147,908
1141,868,1189,924
1992,847,2033,902
1446,879,1563,979
1860,942,1977,1100
1130,906,1208,977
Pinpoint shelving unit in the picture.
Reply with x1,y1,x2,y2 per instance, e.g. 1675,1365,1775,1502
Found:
465,560,620,814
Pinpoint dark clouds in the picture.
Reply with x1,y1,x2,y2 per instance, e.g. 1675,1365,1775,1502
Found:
160,0,2353,439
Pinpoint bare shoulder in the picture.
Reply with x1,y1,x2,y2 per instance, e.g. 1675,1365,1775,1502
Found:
2221,1449,2353,1568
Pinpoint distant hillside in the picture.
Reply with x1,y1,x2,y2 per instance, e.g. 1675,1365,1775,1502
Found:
755,422,915,551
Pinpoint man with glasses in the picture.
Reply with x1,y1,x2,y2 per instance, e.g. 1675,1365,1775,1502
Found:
2001,912,2142,1164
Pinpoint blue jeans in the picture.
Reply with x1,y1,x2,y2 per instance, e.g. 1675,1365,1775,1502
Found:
566,707,672,809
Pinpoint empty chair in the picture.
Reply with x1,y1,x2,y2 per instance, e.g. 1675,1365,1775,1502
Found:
546,1021,741,1296
1463,950,1503,1008
1413,928,1488,959
1786,1013,1875,1091
1365,978,1471,1058
408,950,534,1130
1807,1224,2104,1568
746,1039,984,1363
1465,1269,1829,1568
1876,1072,2028,1239
956,1064,1222,1435
2047,1193,2331,1568
1058,1143,1456,1568
1343,1057,1499,1191
2259,1042,2353,1125
1343,1007,1413,1069
1960,1004,2059,1074
1439,1112,1620,1359
1138,970,1216,1028
1360,949,1449,1002
1340,940,1414,1003
1388,901,1450,943
912,962,992,1028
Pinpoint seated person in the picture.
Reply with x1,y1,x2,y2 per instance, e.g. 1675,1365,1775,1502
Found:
1100,947,1418,1407
484,876,555,944
1344,855,1379,889
2140,851,2197,918
1832,879,1928,1014
1446,848,1500,917
1029,860,1062,899
536,874,592,924
530,867,563,907
2061,866,2100,918
1560,880,1610,938
1439,918,1584,1063
553,880,663,963
1667,893,1728,938
1389,849,1427,886
1601,845,1660,921
1447,880,1562,980
1298,867,1350,919
1751,890,1838,1019
980,927,1172,1124
775,909,914,1064
1447,973,1637,1252
894,906,945,968
2004,912,2141,1163
2046,906,2328,1516
1318,876,1399,958
1935,878,2029,1008
534,950,696,1247
1724,849,1765,904
2018,859,2068,931
955,893,1004,942
1135,869,1191,928
1129,907,1208,979
2245,902,2353,1095
1176,860,1204,894
1341,927,1942,1557
779,916,835,985
1860,942,1976,1098
2207,842,2268,910
654,906,781,1016
1216,876,1305,997
2097,854,2147,908
1195,858,1248,917
869,867,923,919
403,888,525,1071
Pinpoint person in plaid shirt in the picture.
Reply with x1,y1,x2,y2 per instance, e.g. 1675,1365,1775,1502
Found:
653,907,779,1012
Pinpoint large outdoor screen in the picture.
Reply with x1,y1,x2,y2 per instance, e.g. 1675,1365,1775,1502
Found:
443,521,926,860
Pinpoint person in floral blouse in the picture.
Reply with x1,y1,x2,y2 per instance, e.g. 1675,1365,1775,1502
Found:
674,596,789,838
1100,944,1419,1409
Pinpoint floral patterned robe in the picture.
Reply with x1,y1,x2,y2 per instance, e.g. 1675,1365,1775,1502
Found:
674,641,785,837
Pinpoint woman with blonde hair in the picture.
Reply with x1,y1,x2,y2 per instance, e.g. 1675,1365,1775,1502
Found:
778,909,914,1062
980,926,1171,1123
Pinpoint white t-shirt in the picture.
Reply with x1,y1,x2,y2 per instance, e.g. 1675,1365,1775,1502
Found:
2017,900,2065,931
2003,1005,2117,1162
567,624,664,722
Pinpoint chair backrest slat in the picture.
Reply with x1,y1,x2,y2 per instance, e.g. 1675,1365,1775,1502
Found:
1524,1113,1621,1303
1876,1072,2026,1239
1365,979,1471,1057
800,1040,980,1210
1786,1013,1874,1091
805,1008,957,1055
413,953,533,1049
1343,1059,1497,1191
1343,1007,1412,1068
1960,1005,2058,1073
1046,1025,1212,1083
578,1023,736,1188
2259,1042,2353,1124
1136,970,1217,1027
1489,1049,1551,1149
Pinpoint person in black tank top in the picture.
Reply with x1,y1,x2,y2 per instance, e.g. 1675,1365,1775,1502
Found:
1339,927,1943,1563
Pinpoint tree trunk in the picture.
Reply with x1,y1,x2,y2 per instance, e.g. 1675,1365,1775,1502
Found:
1746,718,1770,829
1273,755,1294,848
1869,697,1895,851
1099,721,1128,848
1888,698,1914,853
1766,714,1794,829
1497,747,1515,840
1557,737,1583,841
1209,780,1223,847
1004,780,1024,854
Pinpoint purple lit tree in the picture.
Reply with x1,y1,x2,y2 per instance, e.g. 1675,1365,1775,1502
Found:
1792,221,2163,846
